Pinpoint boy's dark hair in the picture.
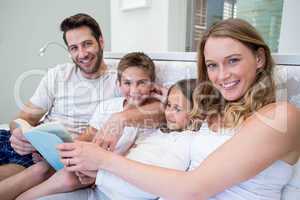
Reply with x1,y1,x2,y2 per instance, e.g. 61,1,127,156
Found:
60,13,102,45
117,52,156,82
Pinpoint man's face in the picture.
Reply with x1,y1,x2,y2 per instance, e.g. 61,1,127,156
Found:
66,26,104,78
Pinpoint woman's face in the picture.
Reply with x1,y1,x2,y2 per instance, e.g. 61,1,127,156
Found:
204,37,264,101
165,87,191,131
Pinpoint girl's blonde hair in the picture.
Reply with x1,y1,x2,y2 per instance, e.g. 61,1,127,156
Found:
192,18,276,128
161,79,202,133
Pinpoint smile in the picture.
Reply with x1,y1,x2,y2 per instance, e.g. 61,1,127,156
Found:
129,96,142,100
78,56,94,65
166,119,176,124
80,60,91,64
221,80,240,90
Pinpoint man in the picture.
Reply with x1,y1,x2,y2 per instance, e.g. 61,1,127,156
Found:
0,13,163,200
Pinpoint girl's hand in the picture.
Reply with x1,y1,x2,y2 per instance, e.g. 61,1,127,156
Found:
92,128,120,152
77,170,98,178
92,113,124,151
57,141,112,172
75,171,96,185
150,84,169,103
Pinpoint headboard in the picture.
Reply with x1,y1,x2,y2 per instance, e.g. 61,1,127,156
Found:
104,52,300,107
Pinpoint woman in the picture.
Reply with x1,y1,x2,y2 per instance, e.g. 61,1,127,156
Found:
55,18,300,200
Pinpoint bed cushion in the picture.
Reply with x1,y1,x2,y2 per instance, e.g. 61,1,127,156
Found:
0,124,9,130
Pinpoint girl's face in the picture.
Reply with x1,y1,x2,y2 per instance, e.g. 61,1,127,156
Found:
165,87,192,131
204,37,264,101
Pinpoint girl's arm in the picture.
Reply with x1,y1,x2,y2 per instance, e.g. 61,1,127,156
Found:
59,102,300,200
93,100,165,150
76,126,97,142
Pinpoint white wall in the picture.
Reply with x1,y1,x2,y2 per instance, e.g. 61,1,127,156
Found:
278,0,300,53
168,0,187,51
0,0,111,123
110,0,187,52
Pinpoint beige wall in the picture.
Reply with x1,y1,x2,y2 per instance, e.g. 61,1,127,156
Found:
0,0,111,123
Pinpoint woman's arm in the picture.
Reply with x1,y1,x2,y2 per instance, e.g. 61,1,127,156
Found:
59,102,300,200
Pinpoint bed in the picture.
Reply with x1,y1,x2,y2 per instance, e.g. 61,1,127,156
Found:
1,52,300,199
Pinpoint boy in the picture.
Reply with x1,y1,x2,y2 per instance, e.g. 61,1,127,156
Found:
17,52,156,200
88,51,156,154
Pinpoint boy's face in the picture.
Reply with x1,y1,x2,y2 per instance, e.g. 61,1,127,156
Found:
118,66,153,106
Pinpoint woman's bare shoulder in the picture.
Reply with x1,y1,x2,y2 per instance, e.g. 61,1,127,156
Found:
253,101,299,126
243,101,300,152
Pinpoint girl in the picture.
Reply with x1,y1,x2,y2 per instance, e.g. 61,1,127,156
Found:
39,79,202,200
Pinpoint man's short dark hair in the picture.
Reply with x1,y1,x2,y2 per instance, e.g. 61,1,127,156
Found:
60,13,102,45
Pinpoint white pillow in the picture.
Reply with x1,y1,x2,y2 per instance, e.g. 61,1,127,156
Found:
0,124,9,130
276,65,300,200
282,160,300,200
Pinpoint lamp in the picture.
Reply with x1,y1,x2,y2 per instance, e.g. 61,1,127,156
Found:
39,41,69,56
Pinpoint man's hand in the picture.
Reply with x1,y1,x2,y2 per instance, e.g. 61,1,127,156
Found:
32,152,44,163
10,128,35,155
9,102,46,155
93,113,125,151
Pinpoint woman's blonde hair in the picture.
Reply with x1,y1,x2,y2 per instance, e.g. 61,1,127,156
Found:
192,18,276,128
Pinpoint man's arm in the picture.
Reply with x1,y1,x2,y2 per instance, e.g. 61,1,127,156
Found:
9,102,47,155
9,101,47,130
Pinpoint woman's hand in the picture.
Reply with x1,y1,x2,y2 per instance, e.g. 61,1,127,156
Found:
57,141,112,172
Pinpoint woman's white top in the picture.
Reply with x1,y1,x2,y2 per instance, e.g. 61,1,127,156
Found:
96,122,293,200
189,124,294,200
